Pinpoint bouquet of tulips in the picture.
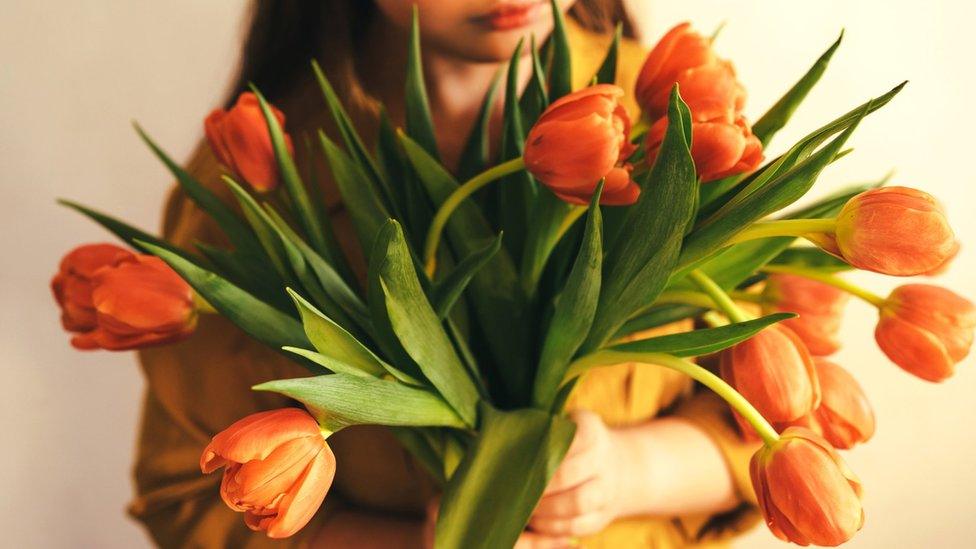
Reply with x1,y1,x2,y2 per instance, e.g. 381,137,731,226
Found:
53,3,973,547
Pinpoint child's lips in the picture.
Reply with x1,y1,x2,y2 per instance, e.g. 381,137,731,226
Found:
475,1,546,31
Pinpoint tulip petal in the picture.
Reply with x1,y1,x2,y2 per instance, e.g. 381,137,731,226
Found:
813,359,875,449
228,436,322,508
264,444,337,538
90,256,194,333
207,408,322,465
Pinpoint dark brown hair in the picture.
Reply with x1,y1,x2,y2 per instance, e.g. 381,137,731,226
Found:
225,0,636,107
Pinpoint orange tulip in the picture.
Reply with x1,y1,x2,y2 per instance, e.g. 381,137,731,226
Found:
62,254,197,350
201,408,336,538
524,84,640,205
822,187,957,276
645,114,763,183
762,274,850,356
205,91,293,192
51,243,135,334
720,324,821,424
751,427,864,546
875,284,976,382
812,359,875,449
635,22,746,123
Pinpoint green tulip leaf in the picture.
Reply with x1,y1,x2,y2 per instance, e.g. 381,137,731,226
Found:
584,86,697,351
249,86,329,257
137,241,315,368
431,233,503,319
372,220,481,426
533,185,603,409
255,373,466,430
405,6,440,159
753,31,844,146
457,70,503,181
546,0,572,101
434,404,576,549
568,313,796,381
595,24,622,85
318,131,392,254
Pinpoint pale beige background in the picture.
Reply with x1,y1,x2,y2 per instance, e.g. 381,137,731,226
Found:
1,1,973,547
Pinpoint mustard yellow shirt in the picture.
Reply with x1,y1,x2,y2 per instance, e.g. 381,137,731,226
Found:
129,21,761,548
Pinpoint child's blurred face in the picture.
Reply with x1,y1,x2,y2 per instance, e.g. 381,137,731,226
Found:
373,0,578,62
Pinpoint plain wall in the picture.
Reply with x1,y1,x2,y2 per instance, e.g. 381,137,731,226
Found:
1,1,973,547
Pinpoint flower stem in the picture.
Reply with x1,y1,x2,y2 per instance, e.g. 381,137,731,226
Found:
688,269,752,323
655,290,721,310
650,354,780,446
761,264,886,307
423,157,526,277
520,205,588,296
567,352,779,446
554,205,588,244
725,218,838,246
729,290,764,304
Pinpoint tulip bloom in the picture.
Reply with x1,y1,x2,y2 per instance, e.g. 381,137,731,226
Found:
875,284,976,382
201,408,336,538
646,113,764,183
51,243,135,335
524,84,640,205
763,274,850,356
205,92,293,192
720,324,821,424
55,251,197,351
813,359,875,449
751,427,864,546
826,187,956,276
635,22,745,122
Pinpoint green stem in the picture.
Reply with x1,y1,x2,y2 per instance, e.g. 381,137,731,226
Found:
519,205,587,296
566,352,779,446
726,218,838,246
423,157,526,277
761,264,886,307
553,205,588,244
688,269,752,323
729,290,764,304
655,290,720,310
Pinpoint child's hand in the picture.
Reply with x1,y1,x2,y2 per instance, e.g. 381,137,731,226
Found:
528,410,623,538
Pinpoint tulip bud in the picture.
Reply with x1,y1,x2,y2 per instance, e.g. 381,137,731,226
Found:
827,187,956,276
751,427,864,546
813,359,875,449
762,274,850,356
635,22,746,123
645,115,763,183
205,92,293,192
54,251,197,351
875,284,976,382
720,324,821,424
201,408,337,538
51,243,135,334
524,84,640,205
